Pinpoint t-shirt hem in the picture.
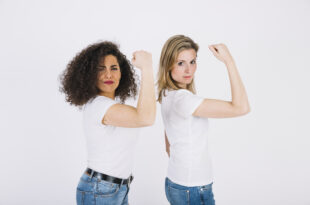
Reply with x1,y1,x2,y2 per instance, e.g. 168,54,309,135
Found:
166,175,214,187
87,164,133,179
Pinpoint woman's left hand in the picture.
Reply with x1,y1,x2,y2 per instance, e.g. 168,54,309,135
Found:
208,43,234,65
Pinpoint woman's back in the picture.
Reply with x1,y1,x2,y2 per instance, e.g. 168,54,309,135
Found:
161,89,213,187
83,95,140,179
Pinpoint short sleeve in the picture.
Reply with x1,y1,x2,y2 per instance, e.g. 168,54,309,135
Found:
173,89,204,118
87,96,117,124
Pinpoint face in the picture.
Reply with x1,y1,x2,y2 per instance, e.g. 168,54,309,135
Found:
170,49,197,89
96,55,121,98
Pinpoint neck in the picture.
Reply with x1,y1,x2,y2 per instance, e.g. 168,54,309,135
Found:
99,92,115,100
178,83,187,89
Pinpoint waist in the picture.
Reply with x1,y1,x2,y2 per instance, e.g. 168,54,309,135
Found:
85,168,133,185
167,158,213,186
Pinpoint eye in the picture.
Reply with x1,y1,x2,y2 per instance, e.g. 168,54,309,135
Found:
98,67,105,71
111,67,119,71
190,60,196,64
177,62,183,66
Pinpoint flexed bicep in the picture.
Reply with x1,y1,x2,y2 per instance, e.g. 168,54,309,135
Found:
193,98,249,118
102,104,152,128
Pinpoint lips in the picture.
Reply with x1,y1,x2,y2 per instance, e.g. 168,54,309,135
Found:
104,81,114,84
183,76,192,79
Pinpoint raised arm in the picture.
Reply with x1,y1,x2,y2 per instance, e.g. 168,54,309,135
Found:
193,44,250,118
103,51,156,127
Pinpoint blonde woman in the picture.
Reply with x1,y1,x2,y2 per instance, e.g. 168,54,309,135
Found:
157,35,250,205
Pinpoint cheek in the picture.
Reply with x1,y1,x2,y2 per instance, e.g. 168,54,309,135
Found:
171,68,183,80
191,65,197,73
114,72,121,87
97,72,104,80
193,66,197,74
116,72,121,81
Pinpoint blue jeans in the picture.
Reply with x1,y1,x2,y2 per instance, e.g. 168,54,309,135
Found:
76,172,129,205
165,177,215,205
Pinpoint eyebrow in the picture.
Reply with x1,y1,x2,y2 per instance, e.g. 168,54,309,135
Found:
177,58,196,62
97,64,119,68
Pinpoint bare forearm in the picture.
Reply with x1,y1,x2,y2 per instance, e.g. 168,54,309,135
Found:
226,60,250,112
137,68,156,125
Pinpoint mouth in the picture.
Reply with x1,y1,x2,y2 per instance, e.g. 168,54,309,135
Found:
104,81,114,84
183,76,192,79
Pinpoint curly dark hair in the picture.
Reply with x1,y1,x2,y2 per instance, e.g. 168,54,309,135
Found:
59,41,138,106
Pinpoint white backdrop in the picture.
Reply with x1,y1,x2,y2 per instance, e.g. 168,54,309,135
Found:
0,0,309,204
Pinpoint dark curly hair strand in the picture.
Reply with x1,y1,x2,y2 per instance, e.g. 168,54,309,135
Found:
59,41,138,107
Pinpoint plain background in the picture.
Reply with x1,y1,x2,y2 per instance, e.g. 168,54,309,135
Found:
0,0,309,204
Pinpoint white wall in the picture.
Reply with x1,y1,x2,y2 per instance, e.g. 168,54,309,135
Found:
0,0,309,204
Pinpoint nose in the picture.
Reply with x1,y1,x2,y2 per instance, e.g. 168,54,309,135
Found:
104,69,112,79
184,64,190,73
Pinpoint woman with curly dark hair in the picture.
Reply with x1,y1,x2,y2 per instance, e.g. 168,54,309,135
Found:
60,41,156,205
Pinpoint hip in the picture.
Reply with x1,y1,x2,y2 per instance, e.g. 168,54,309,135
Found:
76,170,132,205
165,177,215,205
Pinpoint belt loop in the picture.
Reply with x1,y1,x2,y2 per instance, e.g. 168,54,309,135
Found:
119,179,124,188
90,169,94,178
127,176,131,188
127,175,133,189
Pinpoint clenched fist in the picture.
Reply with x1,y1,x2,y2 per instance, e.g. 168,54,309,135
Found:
209,44,234,65
131,50,153,70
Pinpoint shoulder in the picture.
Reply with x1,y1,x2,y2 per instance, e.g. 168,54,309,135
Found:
90,95,115,105
84,96,117,111
175,89,193,95
173,89,196,101
163,89,192,98
162,89,196,104
172,89,204,117
83,96,118,124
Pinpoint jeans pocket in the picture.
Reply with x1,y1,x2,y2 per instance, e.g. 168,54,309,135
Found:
200,182,213,191
168,185,190,205
76,190,83,205
95,180,120,197
76,179,96,205
77,179,93,192
200,187,215,205
165,178,171,203
76,189,95,205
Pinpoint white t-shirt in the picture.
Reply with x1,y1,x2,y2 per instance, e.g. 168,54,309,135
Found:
161,89,213,186
83,95,139,179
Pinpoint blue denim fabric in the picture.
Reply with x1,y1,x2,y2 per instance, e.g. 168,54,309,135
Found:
76,172,129,205
165,177,215,205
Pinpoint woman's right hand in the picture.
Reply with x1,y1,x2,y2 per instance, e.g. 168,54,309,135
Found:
131,50,153,70
208,44,234,65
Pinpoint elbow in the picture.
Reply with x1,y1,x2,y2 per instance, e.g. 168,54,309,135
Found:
137,107,156,127
246,105,251,114
238,105,251,116
241,108,250,116
141,120,154,127
245,103,251,114
138,115,155,127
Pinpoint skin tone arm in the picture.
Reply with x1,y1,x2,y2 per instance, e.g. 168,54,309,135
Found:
165,131,170,157
193,44,250,118
103,51,156,127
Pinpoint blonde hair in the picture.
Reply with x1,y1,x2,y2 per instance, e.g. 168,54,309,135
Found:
157,35,199,103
